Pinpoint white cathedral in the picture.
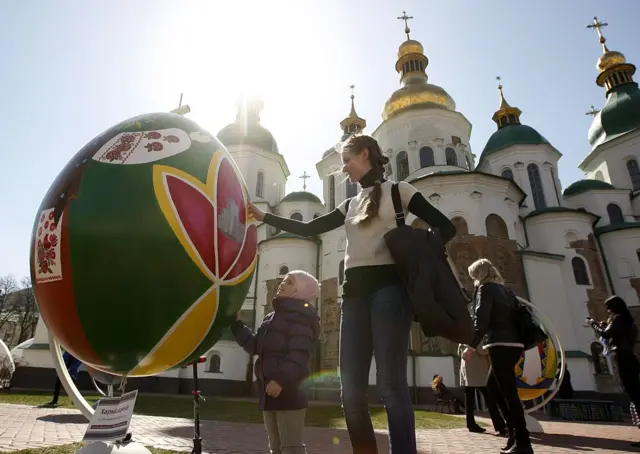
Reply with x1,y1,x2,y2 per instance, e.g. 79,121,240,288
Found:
18,18,640,399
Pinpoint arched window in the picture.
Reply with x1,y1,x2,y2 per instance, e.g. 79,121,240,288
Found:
290,212,303,221
571,256,590,285
328,175,336,211
627,159,640,190
313,213,321,219
501,168,514,180
485,214,509,239
396,151,409,180
419,147,435,168
527,163,546,210
346,180,358,198
255,171,264,198
606,203,624,224
451,216,468,235
590,342,610,375
207,353,221,373
338,260,345,285
445,147,458,166
278,265,289,275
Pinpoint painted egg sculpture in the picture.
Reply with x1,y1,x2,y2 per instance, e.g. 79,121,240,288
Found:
29,113,257,377
515,336,559,401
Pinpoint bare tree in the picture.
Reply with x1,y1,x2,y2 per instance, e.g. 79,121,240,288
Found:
18,277,39,344
0,275,40,348
0,275,19,336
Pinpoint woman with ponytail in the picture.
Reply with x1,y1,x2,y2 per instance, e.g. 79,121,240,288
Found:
249,135,456,454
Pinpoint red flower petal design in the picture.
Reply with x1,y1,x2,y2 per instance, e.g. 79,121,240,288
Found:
225,224,257,281
165,175,216,274
216,159,247,278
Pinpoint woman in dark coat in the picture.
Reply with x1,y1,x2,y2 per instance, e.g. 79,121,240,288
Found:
588,295,640,448
232,270,321,454
465,258,533,454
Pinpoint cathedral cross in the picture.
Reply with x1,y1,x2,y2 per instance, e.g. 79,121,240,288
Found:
585,105,600,117
586,16,609,50
171,93,191,115
299,171,311,191
397,11,413,40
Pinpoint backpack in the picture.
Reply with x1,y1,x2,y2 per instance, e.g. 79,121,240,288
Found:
508,289,548,351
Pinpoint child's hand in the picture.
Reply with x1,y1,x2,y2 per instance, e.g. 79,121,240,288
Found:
266,380,282,398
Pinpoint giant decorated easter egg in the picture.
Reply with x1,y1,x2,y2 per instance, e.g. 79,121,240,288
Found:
515,337,558,401
29,112,257,377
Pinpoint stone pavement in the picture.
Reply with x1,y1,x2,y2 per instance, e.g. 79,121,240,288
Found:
1,403,639,453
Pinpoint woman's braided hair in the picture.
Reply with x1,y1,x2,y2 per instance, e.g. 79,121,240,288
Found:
341,135,389,225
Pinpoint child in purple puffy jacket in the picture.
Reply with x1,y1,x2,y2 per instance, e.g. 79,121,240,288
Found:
231,270,321,454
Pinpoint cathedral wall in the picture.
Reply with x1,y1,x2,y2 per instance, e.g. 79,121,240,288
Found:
563,190,634,227
582,130,640,191
375,110,473,177
525,214,593,255
599,230,640,307
409,180,520,240
228,149,287,206
319,227,347,283
479,145,562,211
523,255,582,352
566,358,598,392
525,215,605,356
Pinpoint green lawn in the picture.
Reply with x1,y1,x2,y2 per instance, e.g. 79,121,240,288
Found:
8,444,178,454
0,390,466,430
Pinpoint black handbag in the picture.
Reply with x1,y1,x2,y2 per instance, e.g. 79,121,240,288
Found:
508,289,548,350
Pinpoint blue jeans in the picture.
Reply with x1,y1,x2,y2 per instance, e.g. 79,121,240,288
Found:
339,284,416,454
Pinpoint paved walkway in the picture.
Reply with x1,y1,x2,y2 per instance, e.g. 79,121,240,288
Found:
0,403,639,453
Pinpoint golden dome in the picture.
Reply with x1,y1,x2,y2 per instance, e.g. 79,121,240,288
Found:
597,50,626,73
382,83,456,120
398,40,424,58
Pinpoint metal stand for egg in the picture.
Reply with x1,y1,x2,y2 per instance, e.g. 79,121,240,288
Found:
515,298,566,434
182,356,207,454
50,333,151,454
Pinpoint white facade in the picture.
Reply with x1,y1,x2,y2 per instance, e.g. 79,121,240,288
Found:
580,129,640,191
18,31,640,398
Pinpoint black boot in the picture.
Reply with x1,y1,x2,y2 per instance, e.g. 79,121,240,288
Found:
499,429,515,454
467,424,486,433
505,429,533,454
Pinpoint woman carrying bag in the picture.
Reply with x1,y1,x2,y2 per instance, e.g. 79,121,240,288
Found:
464,258,533,454
248,134,456,454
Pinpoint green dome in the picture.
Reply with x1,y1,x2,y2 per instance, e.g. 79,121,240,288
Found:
480,124,550,161
281,191,322,204
563,179,615,197
588,82,640,149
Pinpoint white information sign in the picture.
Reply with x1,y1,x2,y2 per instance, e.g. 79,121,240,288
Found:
82,390,137,443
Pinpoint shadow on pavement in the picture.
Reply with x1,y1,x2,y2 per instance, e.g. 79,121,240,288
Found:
37,413,88,424
531,432,639,452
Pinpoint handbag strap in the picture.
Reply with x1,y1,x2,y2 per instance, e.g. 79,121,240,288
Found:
391,183,405,227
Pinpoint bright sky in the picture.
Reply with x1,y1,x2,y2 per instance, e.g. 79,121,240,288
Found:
1,0,639,279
